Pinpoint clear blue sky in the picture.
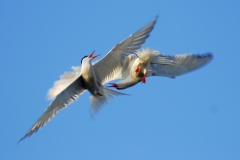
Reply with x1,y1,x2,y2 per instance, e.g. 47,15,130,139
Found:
1,1,240,160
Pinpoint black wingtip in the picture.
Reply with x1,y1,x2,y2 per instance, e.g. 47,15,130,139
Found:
206,52,213,59
195,52,213,60
203,52,214,61
17,130,35,144
17,134,29,144
16,137,25,144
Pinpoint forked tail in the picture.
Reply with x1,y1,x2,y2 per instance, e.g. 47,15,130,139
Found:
90,88,128,114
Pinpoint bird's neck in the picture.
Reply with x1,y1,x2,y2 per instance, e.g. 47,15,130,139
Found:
81,60,93,80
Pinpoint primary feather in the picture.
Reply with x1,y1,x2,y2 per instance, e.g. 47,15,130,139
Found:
19,17,157,142
111,48,213,90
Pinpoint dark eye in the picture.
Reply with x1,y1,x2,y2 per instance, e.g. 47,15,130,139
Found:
81,56,88,64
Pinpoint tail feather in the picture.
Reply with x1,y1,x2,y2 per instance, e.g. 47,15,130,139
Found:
90,88,127,114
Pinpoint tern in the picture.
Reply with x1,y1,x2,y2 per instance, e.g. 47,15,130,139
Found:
109,48,213,90
19,17,157,142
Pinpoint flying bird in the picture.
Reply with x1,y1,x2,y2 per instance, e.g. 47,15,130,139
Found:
109,48,213,90
18,17,158,142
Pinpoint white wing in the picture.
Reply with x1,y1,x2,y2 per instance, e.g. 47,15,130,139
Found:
47,66,81,100
93,16,158,85
148,52,213,78
19,75,86,142
121,54,136,78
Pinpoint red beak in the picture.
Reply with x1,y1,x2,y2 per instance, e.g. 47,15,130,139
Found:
89,50,100,59
107,83,119,88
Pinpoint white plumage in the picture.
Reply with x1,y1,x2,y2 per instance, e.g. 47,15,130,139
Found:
109,48,213,90
19,17,157,142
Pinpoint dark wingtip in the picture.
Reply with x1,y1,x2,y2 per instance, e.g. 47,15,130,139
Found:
195,52,213,60
153,15,158,24
206,52,213,59
203,52,214,61
17,130,36,144
16,136,25,144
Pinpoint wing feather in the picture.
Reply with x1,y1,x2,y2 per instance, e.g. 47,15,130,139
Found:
148,52,213,78
47,66,82,100
19,76,86,142
93,17,158,84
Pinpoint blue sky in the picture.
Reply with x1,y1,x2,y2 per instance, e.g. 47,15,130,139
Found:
1,1,240,160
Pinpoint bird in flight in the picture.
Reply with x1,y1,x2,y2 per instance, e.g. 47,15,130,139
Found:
18,17,158,142
108,48,213,90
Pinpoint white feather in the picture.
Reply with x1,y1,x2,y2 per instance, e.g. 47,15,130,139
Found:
19,17,158,142
47,66,81,99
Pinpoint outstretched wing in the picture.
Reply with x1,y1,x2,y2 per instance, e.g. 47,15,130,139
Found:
19,75,86,142
148,52,213,78
47,66,82,100
93,16,158,85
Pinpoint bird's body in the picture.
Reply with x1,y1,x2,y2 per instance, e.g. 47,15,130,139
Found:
81,53,101,95
110,48,213,90
19,17,158,142
111,48,169,89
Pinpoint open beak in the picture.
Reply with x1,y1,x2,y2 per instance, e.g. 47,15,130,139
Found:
89,50,100,59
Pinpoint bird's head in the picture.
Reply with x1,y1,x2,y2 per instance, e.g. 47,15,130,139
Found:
81,50,100,64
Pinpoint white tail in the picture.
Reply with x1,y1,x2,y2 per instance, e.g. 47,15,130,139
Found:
90,88,127,114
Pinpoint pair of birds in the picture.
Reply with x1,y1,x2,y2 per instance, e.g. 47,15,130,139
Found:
19,16,212,142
